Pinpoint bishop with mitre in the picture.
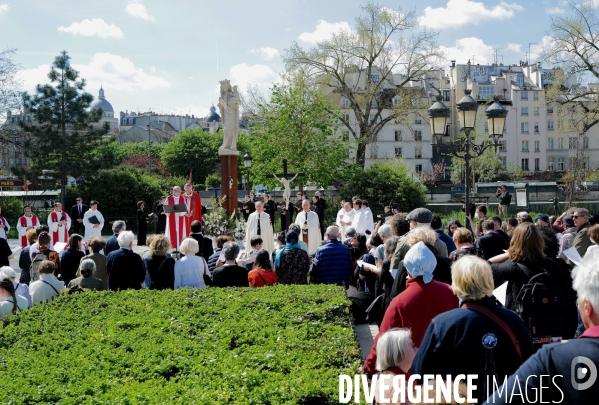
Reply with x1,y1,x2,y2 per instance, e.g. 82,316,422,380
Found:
245,201,274,254
294,199,321,255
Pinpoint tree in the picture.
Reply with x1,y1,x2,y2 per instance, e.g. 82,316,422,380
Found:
161,129,252,187
20,51,110,205
249,71,349,187
284,2,443,168
340,159,427,214
0,49,25,156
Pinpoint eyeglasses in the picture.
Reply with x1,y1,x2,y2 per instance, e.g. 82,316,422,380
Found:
572,215,586,219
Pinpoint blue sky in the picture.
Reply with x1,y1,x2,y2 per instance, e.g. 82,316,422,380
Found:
0,0,579,119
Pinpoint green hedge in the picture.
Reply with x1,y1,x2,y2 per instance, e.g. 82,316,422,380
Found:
0,286,360,404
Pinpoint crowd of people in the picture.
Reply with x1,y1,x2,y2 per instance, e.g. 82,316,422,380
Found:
1,190,599,403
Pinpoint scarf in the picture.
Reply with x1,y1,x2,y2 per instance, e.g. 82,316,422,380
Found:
274,242,301,267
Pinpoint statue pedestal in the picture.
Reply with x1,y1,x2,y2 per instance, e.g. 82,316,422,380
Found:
220,153,239,217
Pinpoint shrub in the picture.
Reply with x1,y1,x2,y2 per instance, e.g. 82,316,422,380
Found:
0,285,360,404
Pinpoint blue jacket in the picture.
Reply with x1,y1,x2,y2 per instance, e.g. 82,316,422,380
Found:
435,230,456,253
311,239,353,287
104,234,120,256
106,247,145,290
412,297,533,402
483,326,599,405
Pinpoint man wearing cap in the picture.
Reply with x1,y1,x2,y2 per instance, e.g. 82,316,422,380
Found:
390,207,448,270
245,201,274,255
182,183,202,235
535,214,551,227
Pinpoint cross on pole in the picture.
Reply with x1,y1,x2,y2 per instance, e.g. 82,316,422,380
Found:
266,159,305,229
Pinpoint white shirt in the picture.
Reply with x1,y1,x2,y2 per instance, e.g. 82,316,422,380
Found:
0,295,29,318
30,274,64,305
174,255,210,289
15,282,32,308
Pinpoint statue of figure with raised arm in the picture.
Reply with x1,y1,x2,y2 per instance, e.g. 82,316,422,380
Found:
218,79,241,155
273,173,299,208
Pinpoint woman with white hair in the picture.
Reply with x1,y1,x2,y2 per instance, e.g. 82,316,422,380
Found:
364,242,458,376
67,259,104,291
174,237,210,289
412,255,533,402
372,328,417,404
0,266,32,308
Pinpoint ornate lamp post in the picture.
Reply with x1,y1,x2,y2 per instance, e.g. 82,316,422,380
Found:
243,152,252,192
430,91,508,230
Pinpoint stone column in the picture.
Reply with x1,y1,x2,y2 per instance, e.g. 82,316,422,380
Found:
220,152,239,217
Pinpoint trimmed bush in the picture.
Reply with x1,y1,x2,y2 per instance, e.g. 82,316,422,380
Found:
0,285,360,404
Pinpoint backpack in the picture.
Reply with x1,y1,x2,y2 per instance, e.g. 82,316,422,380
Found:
514,261,565,344
29,252,48,282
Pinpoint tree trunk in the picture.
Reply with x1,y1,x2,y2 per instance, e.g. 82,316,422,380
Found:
356,142,366,168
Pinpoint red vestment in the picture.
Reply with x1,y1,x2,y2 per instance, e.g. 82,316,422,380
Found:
182,191,202,235
165,195,186,250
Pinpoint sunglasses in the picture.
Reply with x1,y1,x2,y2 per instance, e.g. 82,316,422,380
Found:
572,215,586,219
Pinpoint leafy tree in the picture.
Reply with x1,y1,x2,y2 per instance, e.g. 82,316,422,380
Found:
20,51,110,205
122,154,166,175
0,49,23,145
249,71,349,187
161,129,252,188
64,167,164,222
205,173,221,190
284,2,443,168
340,159,427,214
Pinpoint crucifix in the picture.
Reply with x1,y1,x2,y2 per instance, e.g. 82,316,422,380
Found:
266,159,305,229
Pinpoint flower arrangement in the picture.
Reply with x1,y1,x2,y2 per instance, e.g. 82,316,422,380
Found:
203,205,246,240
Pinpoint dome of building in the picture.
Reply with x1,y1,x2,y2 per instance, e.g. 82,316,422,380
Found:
91,86,114,114
205,105,221,122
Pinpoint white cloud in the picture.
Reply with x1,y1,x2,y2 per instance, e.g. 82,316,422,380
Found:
248,47,279,60
440,37,494,65
18,53,170,93
505,43,522,53
150,66,156,73
58,18,124,39
420,0,524,29
229,63,278,89
125,1,155,21
545,6,565,14
0,4,9,13
299,20,351,43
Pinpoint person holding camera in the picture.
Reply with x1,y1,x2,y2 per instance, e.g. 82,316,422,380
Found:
496,185,512,219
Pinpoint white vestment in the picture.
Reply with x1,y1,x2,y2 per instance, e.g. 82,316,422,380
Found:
47,211,71,244
353,208,365,234
336,209,355,239
295,210,321,255
245,211,275,254
17,215,40,247
361,207,375,235
83,209,105,241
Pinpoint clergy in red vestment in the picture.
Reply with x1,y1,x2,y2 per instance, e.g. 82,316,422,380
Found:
47,202,71,245
17,206,40,247
182,183,202,235
165,186,187,251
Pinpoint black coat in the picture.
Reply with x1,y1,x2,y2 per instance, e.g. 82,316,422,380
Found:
143,255,175,290
412,297,533,402
106,248,145,290
188,233,214,262
104,234,120,256
476,231,509,259
264,200,276,223
60,248,85,281
70,204,89,222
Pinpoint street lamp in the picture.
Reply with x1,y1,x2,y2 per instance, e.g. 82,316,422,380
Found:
430,91,508,231
243,152,252,192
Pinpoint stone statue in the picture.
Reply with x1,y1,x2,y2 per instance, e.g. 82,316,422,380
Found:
218,79,241,155
273,173,299,208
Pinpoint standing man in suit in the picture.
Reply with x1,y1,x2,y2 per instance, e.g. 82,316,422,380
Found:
106,231,145,290
188,220,214,262
70,197,89,235
476,219,509,260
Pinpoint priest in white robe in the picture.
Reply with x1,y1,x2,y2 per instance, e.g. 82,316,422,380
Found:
82,200,105,242
295,199,321,255
336,202,355,239
17,206,40,247
361,200,375,235
352,199,365,234
47,202,71,244
244,201,274,254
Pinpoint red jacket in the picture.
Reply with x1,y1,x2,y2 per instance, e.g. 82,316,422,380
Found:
364,277,458,375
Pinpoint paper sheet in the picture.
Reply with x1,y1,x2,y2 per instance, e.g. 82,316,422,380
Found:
494,281,508,306
53,242,67,254
563,246,582,266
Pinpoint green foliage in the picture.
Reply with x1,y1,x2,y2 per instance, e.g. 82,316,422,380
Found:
0,196,25,222
20,51,111,205
340,160,427,213
90,141,167,172
250,71,349,187
0,286,360,404
64,167,164,220
204,173,221,190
